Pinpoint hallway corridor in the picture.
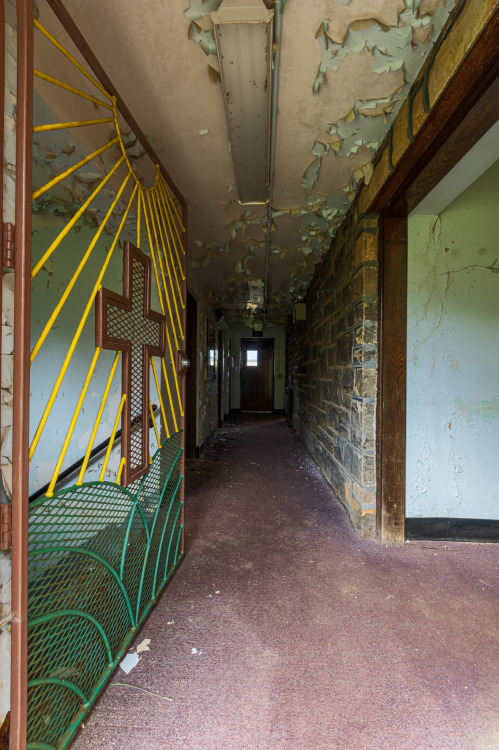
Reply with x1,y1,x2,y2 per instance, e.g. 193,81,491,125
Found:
72,417,499,750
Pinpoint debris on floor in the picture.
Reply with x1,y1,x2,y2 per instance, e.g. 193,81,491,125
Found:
119,652,140,674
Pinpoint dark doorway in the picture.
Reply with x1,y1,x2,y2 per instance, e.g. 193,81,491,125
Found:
185,292,197,457
217,330,223,427
241,338,274,412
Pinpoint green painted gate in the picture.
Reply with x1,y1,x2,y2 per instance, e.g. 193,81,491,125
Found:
24,4,188,747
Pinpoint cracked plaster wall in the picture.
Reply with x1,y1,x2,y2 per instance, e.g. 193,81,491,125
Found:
407,160,499,519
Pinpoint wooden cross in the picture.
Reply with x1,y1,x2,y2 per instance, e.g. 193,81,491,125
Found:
96,241,166,486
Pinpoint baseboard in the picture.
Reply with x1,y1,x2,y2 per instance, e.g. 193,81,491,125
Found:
406,517,499,543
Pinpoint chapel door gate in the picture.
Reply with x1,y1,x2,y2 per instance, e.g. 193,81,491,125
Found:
22,4,187,747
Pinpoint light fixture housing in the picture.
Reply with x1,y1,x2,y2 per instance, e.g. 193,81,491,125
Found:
248,279,265,306
211,0,274,205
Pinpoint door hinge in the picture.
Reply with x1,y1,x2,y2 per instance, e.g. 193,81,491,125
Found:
0,503,12,551
3,222,15,269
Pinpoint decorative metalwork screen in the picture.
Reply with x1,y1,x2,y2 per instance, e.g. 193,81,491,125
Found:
26,3,186,747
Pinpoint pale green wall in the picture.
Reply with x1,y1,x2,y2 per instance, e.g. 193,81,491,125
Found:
30,225,163,496
407,160,499,519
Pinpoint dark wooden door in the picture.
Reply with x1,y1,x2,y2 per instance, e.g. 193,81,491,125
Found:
241,338,274,411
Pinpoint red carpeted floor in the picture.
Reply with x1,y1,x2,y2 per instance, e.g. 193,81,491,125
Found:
72,416,499,750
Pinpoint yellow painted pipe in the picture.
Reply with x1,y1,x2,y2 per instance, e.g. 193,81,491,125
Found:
77,351,121,485
143,191,179,349
151,358,170,439
29,185,138,462
150,191,184,336
116,457,126,484
46,348,102,497
153,188,184,295
160,176,184,231
99,394,126,482
161,356,181,427
149,399,161,447
31,155,126,279
34,117,114,133
136,189,141,248
140,192,182,418
34,19,112,101
158,180,184,269
32,137,119,201
34,69,114,110
31,172,131,364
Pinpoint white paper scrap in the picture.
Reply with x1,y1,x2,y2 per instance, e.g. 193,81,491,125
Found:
120,652,140,674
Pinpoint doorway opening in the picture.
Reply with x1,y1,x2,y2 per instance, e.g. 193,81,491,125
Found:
240,338,274,412
377,62,499,543
405,154,499,540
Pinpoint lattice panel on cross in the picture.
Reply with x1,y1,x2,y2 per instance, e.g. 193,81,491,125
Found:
96,242,166,485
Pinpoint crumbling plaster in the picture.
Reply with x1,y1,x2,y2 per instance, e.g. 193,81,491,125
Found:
183,0,456,320
43,0,458,327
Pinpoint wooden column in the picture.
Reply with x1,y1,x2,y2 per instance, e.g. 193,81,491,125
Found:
377,215,407,543
11,1,33,747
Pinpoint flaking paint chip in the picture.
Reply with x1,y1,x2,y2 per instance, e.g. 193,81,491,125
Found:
199,129,209,136
136,638,151,653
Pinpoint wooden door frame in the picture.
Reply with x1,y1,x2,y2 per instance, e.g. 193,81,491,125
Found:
240,338,275,412
217,329,223,427
370,20,499,542
185,292,197,457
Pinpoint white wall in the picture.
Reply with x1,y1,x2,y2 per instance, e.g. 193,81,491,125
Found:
230,326,286,411
406,160,499,519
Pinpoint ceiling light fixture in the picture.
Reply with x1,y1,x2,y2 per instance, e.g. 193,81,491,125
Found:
211,0,274,205
248,279,265,306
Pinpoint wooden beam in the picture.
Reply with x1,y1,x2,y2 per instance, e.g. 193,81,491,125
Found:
377,216,407,544
367,8,499,216
406,75,499,213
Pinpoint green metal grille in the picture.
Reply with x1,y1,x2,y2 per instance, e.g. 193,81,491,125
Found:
26,432,184,749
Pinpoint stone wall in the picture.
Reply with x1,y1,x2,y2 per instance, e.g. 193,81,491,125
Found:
288,212,378,538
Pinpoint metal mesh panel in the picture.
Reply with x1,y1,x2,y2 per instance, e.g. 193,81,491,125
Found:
105,257,163,473
27,432,183,749
27,681,83,748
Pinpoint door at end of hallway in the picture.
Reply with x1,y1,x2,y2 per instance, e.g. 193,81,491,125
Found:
240,338,274,412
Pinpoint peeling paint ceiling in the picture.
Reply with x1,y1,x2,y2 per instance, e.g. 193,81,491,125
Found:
35,0,457,325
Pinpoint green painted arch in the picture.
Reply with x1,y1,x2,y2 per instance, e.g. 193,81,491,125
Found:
31,546,135,627
28,677,89,708
28,609,113,666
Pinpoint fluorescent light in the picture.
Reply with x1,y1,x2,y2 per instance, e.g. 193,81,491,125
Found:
211,0,274,205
